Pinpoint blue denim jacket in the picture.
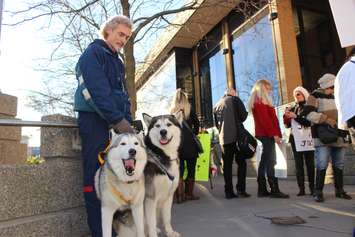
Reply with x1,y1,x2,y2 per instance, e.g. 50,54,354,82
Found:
74,39,132,124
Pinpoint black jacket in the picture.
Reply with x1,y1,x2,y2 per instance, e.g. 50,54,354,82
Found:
213,95,248,146
180,109,200,159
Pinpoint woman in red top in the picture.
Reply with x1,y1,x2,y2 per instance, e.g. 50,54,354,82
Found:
249,79,289,198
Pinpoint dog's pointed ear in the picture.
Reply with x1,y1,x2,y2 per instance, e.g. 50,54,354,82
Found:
142,113,152,127
174,110,184,125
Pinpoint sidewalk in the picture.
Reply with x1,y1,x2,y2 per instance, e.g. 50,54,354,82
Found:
172,176,355,237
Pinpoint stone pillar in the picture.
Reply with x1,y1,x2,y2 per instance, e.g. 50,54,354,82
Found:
41,114,80,159
0,93,27,164
270,0,303,104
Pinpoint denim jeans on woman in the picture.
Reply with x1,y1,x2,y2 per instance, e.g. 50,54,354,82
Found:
257,137,276,178
315,146,345,170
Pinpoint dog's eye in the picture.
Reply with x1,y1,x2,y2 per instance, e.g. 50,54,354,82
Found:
166,123,172,127
120,142,126,146
155,124,161,128
134,142,139,145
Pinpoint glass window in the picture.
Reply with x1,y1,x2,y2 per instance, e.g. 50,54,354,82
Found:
232,14,280,106
200,47,227,127
136,53,176,120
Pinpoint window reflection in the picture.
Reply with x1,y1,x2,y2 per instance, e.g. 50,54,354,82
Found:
136,53,176,120
232,15,280,106
200,47,227,127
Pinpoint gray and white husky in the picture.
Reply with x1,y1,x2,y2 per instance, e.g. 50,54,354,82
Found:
95,133,148,237
143,112,183,237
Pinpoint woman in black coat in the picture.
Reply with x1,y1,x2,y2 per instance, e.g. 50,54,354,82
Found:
170,89,200,203
283,86,315,196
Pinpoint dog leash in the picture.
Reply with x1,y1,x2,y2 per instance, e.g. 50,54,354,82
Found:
146,149,175,181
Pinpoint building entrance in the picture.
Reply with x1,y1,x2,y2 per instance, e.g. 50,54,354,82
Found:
293,0,346,91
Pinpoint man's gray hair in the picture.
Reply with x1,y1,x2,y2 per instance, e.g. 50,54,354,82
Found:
99,15,133,39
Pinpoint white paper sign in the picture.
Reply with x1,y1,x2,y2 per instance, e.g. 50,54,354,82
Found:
329,0,355,48
291,119,315,152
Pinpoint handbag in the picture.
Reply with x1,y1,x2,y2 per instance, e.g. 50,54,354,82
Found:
316,124,339,144
231,98,257,159
236,125,257,159
182,120,204,154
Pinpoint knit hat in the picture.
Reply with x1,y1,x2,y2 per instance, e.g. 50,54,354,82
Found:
293,86,310,100
318,73,335,89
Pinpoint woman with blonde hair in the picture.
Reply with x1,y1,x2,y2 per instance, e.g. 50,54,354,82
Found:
170,88,200,203
249,79,289,198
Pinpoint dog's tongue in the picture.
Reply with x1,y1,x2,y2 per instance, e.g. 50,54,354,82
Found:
160,138,169,145
123,159,135,169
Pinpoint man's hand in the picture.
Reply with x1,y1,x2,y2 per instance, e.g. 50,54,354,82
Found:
326,118,337,127
113,119,134,133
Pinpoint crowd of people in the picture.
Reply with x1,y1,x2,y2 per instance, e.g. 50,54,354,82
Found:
211,71,353,202
72,13,355,237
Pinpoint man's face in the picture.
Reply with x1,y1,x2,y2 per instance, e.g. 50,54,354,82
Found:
105,24,132,52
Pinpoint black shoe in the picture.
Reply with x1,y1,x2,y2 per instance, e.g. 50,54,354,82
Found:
257,190,270,197
237,191,251,198
297,189,305,196
225,192,238,199
270,191,290,199
314,192,324,202
309,187,314,196
336,191,352,200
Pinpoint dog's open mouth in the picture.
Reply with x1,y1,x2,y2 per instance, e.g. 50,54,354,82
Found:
160,136,173,145
122,158,136,176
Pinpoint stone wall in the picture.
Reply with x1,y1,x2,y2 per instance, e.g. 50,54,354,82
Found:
0,113,89,237
0,93,27,164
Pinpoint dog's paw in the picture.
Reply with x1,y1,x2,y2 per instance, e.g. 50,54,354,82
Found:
166,230,181,237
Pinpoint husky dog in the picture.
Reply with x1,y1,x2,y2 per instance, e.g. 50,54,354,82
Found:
143,113,183,237
95,133,147,237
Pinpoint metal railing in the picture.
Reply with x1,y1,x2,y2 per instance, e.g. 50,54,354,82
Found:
0,119,78,128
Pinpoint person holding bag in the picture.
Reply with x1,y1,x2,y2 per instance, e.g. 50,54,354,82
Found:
170,89,200,203
214,88,250,199
283,86,315,196
249,79,289,199
302,73,352,202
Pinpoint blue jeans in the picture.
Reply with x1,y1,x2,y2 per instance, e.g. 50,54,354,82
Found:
256,137,276,178
314,146,345,170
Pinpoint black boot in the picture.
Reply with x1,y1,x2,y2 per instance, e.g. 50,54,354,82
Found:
268,177,289,198
257,176,270,197
307,163,315,196
314,169,326,202
297,188,306,196
296,169,305,196
333,168,352,200
225,185,238,199
308,176,315,196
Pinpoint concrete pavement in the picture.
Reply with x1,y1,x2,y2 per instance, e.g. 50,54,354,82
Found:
171,176,355,237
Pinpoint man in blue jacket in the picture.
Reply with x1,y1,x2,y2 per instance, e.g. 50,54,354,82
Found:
74,15,134,237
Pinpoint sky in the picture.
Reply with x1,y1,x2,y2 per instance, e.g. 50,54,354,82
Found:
0,0,179,147
0,1,49,147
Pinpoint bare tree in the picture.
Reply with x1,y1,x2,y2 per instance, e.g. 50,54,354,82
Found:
4,0,202,116
4,0,267,116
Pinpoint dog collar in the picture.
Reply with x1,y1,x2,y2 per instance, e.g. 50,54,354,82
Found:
108,180,133,205
146,149,175,181
98,140,112,166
